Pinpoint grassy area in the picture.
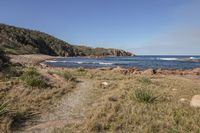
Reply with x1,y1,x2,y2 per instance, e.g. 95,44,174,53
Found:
0,67,76,132
56,70,200,133
137,77,152,85
1,66,200,132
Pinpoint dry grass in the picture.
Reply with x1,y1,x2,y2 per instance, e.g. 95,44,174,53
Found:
0,67,76,132
57,70,200,133
1,67,200,133
48,70,77,82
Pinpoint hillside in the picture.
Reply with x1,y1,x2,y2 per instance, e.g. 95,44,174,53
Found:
0,24,133,57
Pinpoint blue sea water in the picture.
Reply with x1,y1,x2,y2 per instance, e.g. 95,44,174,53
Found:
44,56,200,70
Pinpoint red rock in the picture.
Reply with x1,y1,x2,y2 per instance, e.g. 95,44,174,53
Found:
142,69,156,75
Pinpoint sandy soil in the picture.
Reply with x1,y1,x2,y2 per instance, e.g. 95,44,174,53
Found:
8,54,57,65
17,78,101,133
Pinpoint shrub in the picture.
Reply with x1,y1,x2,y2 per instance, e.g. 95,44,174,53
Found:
132,89,158,103
137,77,152,85
0,49,9,70
77,67,86,72
21,67,48,88
62,71,76,81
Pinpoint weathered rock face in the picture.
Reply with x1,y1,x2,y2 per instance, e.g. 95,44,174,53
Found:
190,95,200,107
108,49,133,56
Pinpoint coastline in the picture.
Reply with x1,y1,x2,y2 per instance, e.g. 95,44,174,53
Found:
2,54,200,132
8,54,59,66
8,54,200,76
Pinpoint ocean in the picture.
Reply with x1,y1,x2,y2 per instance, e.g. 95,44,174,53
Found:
44,56,200,70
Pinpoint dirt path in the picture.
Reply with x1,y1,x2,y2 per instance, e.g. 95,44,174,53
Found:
18,78,98,133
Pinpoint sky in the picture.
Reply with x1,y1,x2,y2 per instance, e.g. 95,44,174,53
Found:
0,0,200,55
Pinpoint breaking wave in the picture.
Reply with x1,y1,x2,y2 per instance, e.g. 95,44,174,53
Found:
157,58,178,61
46,60,114,65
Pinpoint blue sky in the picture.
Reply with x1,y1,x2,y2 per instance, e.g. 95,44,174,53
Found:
0,0,200,55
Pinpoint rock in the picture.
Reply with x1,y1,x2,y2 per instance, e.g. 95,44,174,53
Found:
192,68,200,75
190,95,200,107
112,66,125,73
142,69,156,75
179,98,186,102
97,67,113,71
156,68,163,74
127,68,138,73
102,81,109,86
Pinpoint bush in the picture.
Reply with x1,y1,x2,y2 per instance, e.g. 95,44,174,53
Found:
62,71,76,81
0,49,9,70
77,67,86,72
132,89,158,103
137,77,152,85
21,67,48,88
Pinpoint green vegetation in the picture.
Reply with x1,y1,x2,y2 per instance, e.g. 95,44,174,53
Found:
0,101,9,117
77,67,86,72
0,24,132,56
21,67,48,88
137,77,152,84
62,71,76,81
132,89,158,103
0,48,9,70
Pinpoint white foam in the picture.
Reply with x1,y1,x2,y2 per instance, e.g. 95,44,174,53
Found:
158,58,178,61
77,61,83,64
99,62,113,65
45,60,67,63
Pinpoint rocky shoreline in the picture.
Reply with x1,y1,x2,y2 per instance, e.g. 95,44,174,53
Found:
111,67,200,76
8,54,200,76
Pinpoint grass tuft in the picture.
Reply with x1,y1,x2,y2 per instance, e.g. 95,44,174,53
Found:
132,89,158,103
21,67,48,88
0,101,9,116
137,77,152,85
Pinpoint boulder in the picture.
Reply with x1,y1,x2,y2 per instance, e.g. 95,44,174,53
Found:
192,68,200,75
142,69,156,75
190,95,200,107
112,66,125,73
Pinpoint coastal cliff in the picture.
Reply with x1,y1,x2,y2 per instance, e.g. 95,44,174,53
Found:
0,24,133,57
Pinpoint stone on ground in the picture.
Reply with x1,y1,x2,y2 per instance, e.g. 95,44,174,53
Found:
190,95,200,107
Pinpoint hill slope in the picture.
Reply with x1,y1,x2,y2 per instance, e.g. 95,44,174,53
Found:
0,24,133,57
